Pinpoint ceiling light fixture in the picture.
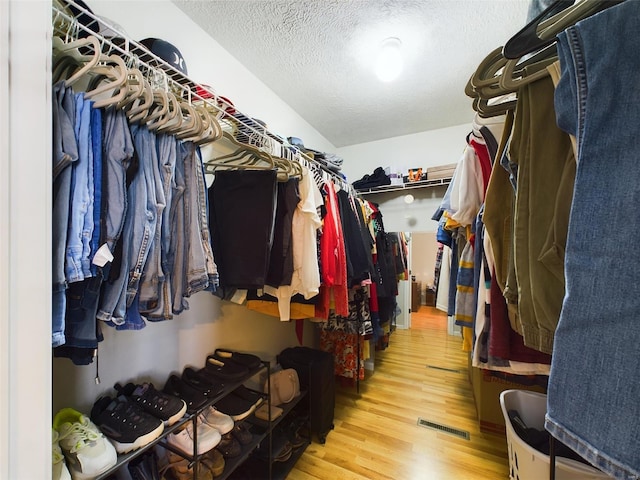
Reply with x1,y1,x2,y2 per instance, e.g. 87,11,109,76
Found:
375,37,403,82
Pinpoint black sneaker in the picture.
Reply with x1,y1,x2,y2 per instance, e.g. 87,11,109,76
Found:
163,374,208,414
204,356,249,381
214,392,256,421
90,396,164,454
231,385,264,410
181,367,225,397
213,349,262,370
114,382,187,426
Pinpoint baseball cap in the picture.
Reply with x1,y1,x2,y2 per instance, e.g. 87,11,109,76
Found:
139,37,188,76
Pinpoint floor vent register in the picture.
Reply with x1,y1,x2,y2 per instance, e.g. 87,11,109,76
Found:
417,418,470,440
426,365,462,374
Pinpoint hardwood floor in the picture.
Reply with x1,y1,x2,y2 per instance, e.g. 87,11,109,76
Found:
287,307,509,480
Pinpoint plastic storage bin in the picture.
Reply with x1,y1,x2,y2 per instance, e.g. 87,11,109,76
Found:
500,390,610,480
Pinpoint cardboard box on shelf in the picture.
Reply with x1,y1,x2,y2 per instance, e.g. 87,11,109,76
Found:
469,358,547,434
426,163,457,180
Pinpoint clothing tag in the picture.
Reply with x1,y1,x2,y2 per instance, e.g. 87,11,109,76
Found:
92,243,114,267
230,289,248,305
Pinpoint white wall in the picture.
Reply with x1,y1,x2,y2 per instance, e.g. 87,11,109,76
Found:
411,232,438,288
2,2,52,479
338,123,471,182
337,123,471,233
52,0,321,415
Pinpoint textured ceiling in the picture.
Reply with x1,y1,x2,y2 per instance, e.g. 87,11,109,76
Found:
173,0,529,147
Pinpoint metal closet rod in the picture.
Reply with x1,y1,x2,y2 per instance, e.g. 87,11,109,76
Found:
53,0,354,194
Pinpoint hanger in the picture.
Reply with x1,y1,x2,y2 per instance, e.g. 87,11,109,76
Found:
114,68,145,111
502,0,572,59
174,101,203,140
473,95,516,119
52,35,102,85
498,44,558,91
466,47,506,96
155,91,183,134
82,55,129,108
179,104,212,144
502,0,623,59
192,99,224,144
468,0,623,119
204,130,275,174
141,89,169,130
127,77,154,122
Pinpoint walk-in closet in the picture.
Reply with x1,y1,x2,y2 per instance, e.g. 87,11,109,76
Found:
2,0,638,479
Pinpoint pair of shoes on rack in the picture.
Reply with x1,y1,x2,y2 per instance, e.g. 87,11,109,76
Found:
279,417,307,449
182,366,225,397
52,429,71,480
202,348,261,381
114,382,187,426
200,406,234,434
230,422,253,445
254,429,291,463
162,367,228,416
165,412,228,456
163,373,209,414
214,384,264,421
88,381,186,455
160,452,213,480
215,432,241,459
127,449,160,480
204,357,249,381
160,449,225,480
274,442,293,462
53,409,118,480
211,348,262,370
90,395,165,454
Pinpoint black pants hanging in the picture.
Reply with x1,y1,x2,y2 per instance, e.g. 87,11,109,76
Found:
208,169,277,289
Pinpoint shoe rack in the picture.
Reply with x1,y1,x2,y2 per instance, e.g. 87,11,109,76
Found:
92,359,310,480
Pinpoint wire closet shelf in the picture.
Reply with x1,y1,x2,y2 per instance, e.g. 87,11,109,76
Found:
52,0,353,193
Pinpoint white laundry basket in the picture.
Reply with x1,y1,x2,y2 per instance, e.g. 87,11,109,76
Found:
500,390,610,480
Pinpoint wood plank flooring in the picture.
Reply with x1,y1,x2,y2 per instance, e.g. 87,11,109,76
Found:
286,307,509,480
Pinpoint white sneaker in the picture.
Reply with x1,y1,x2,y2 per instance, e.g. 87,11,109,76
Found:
200,406,234,435
52,429,72,480
53,408,118,480
166,419,221,456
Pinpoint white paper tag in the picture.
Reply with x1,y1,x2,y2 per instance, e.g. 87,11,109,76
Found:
230,289,248,305
92,243,114,267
